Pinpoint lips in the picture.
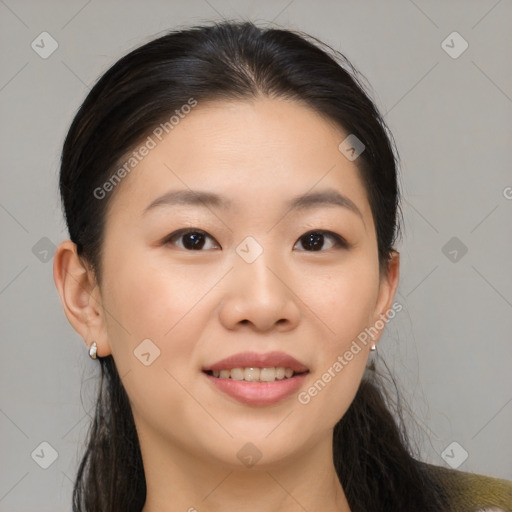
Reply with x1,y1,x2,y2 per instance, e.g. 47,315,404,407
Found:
202,351,310,406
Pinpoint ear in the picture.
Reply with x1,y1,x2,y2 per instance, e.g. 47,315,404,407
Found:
371,250,400,345
53,240,111,357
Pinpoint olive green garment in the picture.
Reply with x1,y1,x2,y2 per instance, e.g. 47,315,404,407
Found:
425,463,512,512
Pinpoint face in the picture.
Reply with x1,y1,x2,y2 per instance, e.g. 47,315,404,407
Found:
90,97,398,468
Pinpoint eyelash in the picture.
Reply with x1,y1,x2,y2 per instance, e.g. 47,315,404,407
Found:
162,228,350,252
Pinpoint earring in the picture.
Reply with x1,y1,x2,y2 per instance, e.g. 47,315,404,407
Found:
88,341,98,359
370,344,377,351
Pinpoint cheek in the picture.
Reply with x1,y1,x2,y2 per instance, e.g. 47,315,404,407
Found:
103,244,219,343
292,257,378,426
99,252,218,434
298,254,380,346
99,247,211,384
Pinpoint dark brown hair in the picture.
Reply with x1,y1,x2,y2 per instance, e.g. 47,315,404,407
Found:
59,20,448,511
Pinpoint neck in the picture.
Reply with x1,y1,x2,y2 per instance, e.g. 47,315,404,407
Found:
140,428,351,512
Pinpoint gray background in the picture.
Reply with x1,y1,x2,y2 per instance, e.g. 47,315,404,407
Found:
1,0,511,510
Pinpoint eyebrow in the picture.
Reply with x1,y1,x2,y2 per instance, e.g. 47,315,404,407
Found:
143,188,364,222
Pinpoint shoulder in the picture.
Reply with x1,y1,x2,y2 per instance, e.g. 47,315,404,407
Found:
420,462,512,512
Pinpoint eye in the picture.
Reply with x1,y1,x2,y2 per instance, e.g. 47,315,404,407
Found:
163,229,220,251
293,230,348,252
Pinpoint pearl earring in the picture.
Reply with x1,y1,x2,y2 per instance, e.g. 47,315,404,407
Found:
88,341,98,359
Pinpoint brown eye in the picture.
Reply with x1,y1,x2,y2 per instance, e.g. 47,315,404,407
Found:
294,230,348,251
164,229,220,250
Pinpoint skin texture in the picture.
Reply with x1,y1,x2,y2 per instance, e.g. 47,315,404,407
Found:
54,97,399,512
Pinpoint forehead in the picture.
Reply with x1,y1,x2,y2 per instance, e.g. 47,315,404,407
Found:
106,97,372,223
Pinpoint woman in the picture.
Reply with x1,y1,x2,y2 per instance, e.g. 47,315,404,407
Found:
53,20,512,512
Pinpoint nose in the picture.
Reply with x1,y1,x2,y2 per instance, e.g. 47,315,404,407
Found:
218,251,301,333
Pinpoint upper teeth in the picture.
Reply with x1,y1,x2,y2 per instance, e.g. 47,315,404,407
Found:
212,367,295,382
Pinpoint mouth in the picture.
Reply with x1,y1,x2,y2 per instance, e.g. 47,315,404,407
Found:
202,351,310,406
